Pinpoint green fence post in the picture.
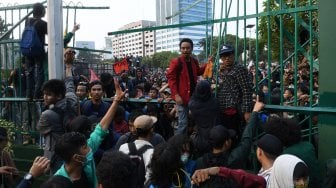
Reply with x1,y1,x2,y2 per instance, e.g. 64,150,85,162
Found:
318,0,336,168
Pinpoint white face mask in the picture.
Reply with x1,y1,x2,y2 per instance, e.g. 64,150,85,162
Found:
180,153,190,164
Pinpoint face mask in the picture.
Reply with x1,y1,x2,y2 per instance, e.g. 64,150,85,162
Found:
180,153,190,164
294,184,308,188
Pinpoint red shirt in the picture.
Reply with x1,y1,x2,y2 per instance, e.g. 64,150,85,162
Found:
218,167,266,188
166,56,205,105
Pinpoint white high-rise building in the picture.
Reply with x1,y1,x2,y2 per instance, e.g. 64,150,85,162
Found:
104,37,113,59
111,20,156,58
156,0,212,54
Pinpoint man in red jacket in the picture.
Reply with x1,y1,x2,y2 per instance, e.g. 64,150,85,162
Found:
166,38,205,134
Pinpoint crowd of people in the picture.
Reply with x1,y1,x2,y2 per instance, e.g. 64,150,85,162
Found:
0,2,332,188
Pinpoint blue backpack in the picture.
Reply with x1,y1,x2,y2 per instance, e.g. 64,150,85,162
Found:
20,20,44,57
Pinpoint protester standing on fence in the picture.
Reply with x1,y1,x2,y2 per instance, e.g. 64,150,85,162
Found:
23,3,47,100
166,38,206,134
216,44,253,139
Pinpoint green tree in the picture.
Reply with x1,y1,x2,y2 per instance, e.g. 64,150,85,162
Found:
0,16,10,40
258,0,318,60
142,51,179,69
198,34,267,62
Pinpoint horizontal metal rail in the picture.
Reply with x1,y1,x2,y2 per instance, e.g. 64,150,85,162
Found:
108,5,317,35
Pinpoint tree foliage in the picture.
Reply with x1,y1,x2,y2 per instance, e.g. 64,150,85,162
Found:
142,51,179,69
258,0,318,60
0,16,9,39
198,34,267,62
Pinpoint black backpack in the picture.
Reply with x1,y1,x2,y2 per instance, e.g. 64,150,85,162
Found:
49,99,78,173
50,98,78,133
128,142,153,188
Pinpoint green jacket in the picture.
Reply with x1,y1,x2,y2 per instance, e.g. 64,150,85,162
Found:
54,123,109,188
64,32,74,48
283,141,322,188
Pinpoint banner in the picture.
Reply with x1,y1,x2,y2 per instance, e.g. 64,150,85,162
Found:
113,58,129,75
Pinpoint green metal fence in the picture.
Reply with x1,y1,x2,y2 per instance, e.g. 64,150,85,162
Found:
0,2,112,130
1,0,335,178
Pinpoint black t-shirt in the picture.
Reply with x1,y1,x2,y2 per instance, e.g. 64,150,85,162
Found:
186,60,196,97
72,170,89,188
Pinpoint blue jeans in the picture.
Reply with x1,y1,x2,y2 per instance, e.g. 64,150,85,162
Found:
176,104,189,134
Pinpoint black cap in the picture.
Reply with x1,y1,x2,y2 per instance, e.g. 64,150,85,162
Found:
257,134,283,156
209,125,236,147
219,44,235,56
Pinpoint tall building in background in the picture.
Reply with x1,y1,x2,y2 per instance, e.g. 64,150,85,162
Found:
104,37,113,59
111,20,156,58
76,41,95,50
156,0,212,54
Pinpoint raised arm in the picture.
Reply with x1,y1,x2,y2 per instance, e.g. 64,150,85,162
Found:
99,78,127,130
192,166,265,188
228,96,264,167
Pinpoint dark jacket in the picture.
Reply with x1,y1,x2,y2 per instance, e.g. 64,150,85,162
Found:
196,112,258,169
189,83,220,156
37,77,78,173
284,141,322,188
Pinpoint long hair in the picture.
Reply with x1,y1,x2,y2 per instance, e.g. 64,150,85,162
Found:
149,143,184,187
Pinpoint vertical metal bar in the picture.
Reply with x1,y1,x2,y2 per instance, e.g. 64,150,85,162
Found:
73,8,77,47
205,0,209,58
279,0,284,105
255,0,259,93
214,0,225,97
243,0,247,66
308,0,314,142
5,9,9,80
235,0,239,60
266,0,271,104
209,0,216,56
65,6,69,33
293,0,298,106
221,0,232,42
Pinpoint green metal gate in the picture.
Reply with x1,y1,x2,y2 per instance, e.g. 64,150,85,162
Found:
0,0,335,178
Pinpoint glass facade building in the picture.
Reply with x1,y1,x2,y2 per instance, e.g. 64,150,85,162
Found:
156,0,213,54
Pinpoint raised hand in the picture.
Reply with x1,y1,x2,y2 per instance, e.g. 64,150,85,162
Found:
29,156,50,178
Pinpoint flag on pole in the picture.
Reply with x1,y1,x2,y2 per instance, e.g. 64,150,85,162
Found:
89,68,99,82
113,58,129,75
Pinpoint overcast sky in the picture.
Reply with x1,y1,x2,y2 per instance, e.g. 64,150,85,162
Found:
1,0,263,49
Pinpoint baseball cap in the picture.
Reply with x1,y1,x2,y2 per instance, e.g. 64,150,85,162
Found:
164,88,171,94
219,44,235,56
257,134,283,156
134,115,158,131
209,125,236,147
